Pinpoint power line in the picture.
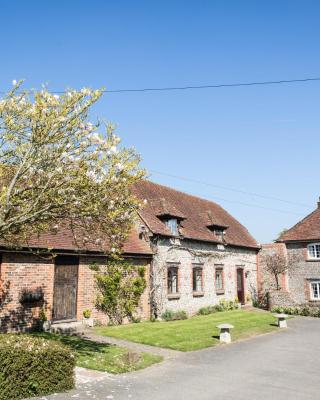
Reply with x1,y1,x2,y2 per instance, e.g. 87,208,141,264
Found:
185,190,305,216
1,76,320,95
104,77,320,93
149,169,312,209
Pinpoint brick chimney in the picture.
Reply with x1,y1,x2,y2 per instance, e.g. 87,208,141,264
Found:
318,197,320,208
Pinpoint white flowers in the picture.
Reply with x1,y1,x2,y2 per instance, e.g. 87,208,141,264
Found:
12,79,17,86
115,163,124,171
81,87,91,95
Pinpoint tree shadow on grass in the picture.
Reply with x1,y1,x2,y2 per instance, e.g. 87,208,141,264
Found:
32,332,114,358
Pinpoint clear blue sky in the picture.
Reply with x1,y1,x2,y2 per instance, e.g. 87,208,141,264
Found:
1,1,320,243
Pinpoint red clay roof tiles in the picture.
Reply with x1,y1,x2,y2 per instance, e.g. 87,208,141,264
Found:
278,206,320,242
133,180,259,249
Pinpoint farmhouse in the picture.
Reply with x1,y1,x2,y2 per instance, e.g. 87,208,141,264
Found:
259,199,320,306
0,180,260,331
133,180,259,318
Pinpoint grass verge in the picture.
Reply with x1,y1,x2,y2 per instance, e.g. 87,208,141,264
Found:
95,310,279,351
31,332,162,373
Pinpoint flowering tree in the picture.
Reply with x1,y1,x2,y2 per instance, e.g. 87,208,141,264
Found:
0,80,145,254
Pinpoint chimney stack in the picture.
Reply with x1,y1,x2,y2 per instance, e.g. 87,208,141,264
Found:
318,197,320,208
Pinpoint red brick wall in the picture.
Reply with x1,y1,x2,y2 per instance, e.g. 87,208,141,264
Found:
0,252,54,332
0,252,151,332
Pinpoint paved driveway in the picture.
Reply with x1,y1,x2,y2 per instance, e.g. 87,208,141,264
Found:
43,317,320,400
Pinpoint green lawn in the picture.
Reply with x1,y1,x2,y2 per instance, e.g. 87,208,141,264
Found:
95,310,278,351
31,333,162,374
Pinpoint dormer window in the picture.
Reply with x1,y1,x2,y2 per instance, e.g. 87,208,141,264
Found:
207,224,228,239
213,228,225,239
165,218,179,236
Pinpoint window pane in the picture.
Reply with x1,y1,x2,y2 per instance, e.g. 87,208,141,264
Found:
308,244,320,258
166,219,178,235
168,267,178,294
193,268,203,291
311,282,320,299
216,270,223,290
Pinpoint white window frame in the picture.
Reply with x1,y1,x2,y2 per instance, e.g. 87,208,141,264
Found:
310,281,320,300
307,243,320,260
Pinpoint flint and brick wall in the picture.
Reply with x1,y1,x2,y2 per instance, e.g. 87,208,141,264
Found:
259,242,320,308
151,238,258,317
286,243,320,305
0,252,151,332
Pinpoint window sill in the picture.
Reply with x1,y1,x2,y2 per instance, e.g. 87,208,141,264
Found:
306,259,320,262
193,291,204,297
168,293,180,300
216,290,225,295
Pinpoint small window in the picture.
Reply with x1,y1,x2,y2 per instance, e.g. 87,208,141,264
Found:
214,229,224,239
307,243,320,259
310,281,320,300
168,267,179,294
215,268,224,292
193,267,203,292
165,218,179,236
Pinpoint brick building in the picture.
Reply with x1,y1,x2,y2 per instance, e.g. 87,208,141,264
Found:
259,198,320,308
0,180,260,331
0,228,152,332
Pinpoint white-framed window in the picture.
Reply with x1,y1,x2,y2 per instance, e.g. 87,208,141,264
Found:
307,243,320,259
310,281,320,300
165,218,179,236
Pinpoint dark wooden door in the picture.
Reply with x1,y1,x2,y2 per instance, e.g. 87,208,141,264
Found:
53,257,79,321
236,268,245,304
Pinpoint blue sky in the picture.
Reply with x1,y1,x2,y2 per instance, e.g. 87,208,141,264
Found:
1,1,320,243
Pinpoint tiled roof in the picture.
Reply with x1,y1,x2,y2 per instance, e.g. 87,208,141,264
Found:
278,206,320,242
133,180,259,249
0,225,152,256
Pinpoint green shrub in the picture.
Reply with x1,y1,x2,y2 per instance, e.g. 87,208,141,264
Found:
161,310,188,321
0,335,76,400
197,306,219,315
299,306,310,316
219,299,238,311
271,305,320,317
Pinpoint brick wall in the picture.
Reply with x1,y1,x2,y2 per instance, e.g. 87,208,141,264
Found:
286,243,320,304
0,252,54,332
259,242,320,307
0,252,151,332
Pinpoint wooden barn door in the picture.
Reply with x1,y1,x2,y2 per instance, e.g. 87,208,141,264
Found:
53,256,79,321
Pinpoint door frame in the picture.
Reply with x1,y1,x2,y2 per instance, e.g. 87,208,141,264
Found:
236,267,245,305
52,256,79,322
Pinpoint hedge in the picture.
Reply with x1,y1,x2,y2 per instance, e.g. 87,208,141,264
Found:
0,335,76,400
